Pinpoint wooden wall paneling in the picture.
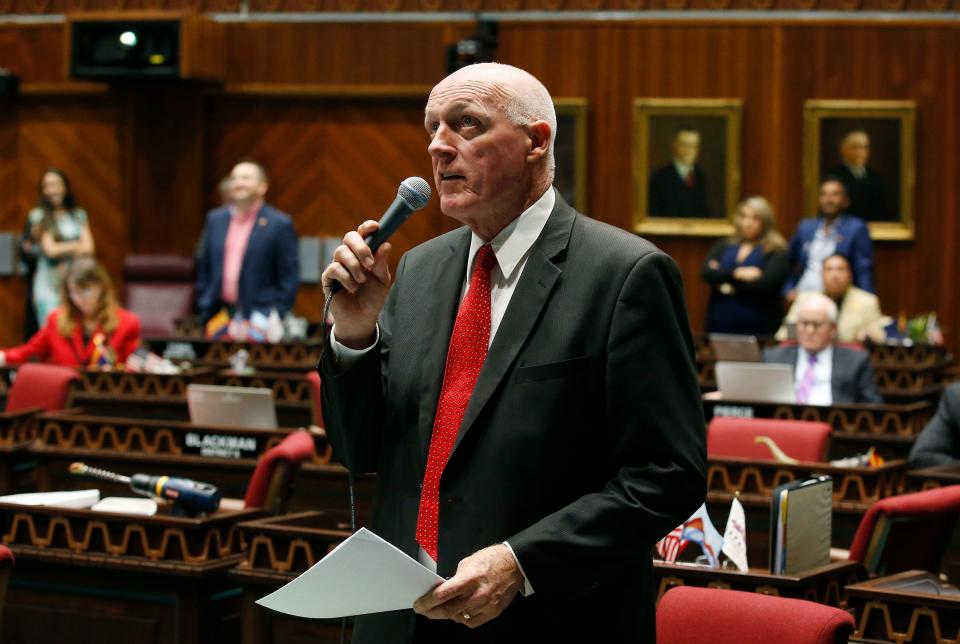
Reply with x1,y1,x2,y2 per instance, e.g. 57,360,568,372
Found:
0,98,23,347
0,23,65,85
129,86,207,255
779,23,960,343
204,96,445,321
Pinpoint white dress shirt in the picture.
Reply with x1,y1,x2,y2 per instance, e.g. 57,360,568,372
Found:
796,346,834,406
331,187,556,595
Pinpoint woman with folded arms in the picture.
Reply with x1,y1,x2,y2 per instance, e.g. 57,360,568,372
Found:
701,196,789,337
0,258,141,368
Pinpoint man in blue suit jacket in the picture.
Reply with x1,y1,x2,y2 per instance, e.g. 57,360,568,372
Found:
784,176,875,301
195,160,300,323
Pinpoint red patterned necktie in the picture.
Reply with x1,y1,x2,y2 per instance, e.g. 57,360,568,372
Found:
686,171,695,187
416,244,497,562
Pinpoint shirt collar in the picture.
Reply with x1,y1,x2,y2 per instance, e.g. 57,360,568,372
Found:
466,188,555,283
231,198,263,221
799,344,833,364
673,160,693,178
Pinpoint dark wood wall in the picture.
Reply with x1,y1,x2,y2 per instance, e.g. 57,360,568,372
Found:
1,18,958,349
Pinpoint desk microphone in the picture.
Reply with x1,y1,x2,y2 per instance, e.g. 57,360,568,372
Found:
328,176,431,296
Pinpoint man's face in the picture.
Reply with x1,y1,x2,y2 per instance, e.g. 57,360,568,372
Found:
841,132,870,167
672,131,700,166
424,75,532,229
822,256,852,299
796,305,836,354
230,163,267,205
818,180,848,217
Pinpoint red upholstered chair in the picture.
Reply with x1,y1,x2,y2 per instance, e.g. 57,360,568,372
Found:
657,586,855,644
0,545,14,626
121,254,195,337
305,370,325,428
707,416,832,462
5,363,79,413
847,485,960,576
243,429,317,515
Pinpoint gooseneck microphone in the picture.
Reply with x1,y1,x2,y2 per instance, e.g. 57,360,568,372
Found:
328,176,432,296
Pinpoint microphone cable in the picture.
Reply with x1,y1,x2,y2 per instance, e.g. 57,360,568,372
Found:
320,291,357,644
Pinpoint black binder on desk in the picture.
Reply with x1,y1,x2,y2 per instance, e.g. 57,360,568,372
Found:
769,476,833,575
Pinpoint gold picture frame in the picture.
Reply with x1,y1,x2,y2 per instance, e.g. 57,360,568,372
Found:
803,100,916,241
553,98,589,214
633,98,741,236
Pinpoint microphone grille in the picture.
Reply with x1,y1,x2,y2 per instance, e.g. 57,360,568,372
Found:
398,177,432,210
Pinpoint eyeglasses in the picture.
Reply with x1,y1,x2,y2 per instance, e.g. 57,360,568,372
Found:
68,285,97,298
796,319,830,330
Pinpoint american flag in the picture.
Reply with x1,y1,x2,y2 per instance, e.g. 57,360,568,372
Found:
656,524,686,563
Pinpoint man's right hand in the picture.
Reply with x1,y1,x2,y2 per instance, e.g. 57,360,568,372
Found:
321,220,393,349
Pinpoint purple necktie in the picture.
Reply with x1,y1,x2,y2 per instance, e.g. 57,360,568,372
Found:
795,353,818,404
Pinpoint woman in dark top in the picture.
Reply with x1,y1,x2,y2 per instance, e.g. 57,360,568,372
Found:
701,196,789,336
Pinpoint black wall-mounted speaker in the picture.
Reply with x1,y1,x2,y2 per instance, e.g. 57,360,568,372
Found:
70,20,181,80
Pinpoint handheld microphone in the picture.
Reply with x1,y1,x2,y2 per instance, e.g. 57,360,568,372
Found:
329,176,431,296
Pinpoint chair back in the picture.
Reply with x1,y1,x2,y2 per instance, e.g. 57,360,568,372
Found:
244,429,316,514
848,485,960,575
707,416,832,462
0,545,14,628
657,586,854,644
122,255,195,337
5,363,79,413
305,370,325,428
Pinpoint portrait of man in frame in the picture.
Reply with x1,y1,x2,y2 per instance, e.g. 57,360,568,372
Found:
552,98,589,214
633,99,741,236
804,100,916,241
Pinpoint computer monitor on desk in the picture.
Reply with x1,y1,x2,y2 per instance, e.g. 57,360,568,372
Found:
709,333,764,363
715,361,796,404
186,384,278,429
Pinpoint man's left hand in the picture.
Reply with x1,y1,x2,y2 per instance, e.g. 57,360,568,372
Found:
413,544,524,629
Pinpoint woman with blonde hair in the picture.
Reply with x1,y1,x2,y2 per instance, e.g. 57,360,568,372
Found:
0,258,141,368
701,196,789,336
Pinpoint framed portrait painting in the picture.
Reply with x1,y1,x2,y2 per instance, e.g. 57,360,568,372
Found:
633,98,741,236
552,98,588,214
803,100,916,241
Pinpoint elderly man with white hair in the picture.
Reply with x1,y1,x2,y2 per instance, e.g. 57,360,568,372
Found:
319,63,706,643
765,292,883,405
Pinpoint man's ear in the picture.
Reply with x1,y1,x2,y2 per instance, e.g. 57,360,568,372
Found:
525,120,551,163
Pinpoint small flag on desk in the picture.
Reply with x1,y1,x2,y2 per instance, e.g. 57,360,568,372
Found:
721,496,749,571
205,308,231,340
656,524,686,564
680,504,725,567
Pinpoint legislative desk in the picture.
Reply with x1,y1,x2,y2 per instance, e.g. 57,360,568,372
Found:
695,337,952,404
145,336,324,374
64,368,317,428
0,502,263,644
0,407,42,493
231,511,353,644
655,560,865,608
704,398,933,461
846,570,960,643
22,412,374,523
707,457,908,563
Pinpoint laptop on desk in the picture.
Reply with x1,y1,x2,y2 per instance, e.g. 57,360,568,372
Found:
715,361,796,404
186,384,278,429
709,333,764,362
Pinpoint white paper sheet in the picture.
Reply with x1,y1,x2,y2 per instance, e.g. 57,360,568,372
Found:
256,527,444,619
0,489,100,509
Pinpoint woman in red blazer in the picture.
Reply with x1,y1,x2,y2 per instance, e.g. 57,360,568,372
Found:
0,257,141,368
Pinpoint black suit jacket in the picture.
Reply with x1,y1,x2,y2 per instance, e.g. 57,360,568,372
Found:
763,344,883,404
648,163,710,217
827,164,893,222
909,383,960,468
321,192,706,643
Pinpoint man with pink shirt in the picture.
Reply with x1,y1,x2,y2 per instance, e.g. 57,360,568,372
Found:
195,160,300,323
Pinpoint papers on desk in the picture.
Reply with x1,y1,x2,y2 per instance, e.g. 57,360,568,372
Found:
0,489,100,509
256,527,444,619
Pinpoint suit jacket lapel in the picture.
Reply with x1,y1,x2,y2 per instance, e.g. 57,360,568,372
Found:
239,206,267,291
448,194,576,458
416,230,471,466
